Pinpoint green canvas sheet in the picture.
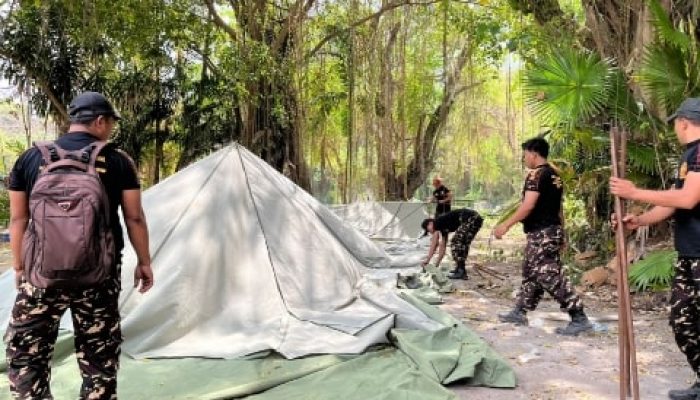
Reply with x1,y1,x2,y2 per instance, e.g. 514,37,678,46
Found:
1,295,515,399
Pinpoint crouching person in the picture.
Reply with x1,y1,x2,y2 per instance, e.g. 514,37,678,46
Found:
421,208,483,280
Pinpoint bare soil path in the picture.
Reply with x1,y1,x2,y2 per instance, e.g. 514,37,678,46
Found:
445,259,690,400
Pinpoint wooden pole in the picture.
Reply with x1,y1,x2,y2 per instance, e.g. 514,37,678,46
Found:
620,128,640,399
610,126,640,399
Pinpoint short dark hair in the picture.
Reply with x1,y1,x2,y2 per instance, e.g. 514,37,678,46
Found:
70,115,100,125
521,137,549,158
421,218,434,237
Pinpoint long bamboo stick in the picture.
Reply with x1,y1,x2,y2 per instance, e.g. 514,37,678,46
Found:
617,128,630,396
610,127,640,399
619,128,640,399
611,127,629,399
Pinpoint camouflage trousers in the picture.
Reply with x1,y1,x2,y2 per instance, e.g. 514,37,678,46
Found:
669,257,700,378
450,214,483,264
515,225,583,312
4,277,122,400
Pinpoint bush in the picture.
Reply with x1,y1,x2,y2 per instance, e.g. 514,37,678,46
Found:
628,250,676,292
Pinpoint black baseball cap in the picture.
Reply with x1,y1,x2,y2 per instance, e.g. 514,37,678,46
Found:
68,91,121,122
667,97,700,123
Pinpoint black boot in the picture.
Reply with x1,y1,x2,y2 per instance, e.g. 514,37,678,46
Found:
448,261,468,280
448,268,468,280
668,382,700,400
555,309,593,336
498,307,528,326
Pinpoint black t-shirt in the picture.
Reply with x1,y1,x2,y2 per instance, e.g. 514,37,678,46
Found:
434,208,479,233
521,163,562,233
433,185,451,215
674,139,700,257
8,132,140,255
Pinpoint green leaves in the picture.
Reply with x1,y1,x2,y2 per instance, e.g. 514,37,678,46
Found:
638,0,700,114
523,48,613,129
646,0,691,50
638,43,691,113
626,143,657,176
628,250,676,292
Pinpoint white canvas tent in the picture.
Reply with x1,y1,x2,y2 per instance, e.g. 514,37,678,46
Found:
0,143,440,360
331,201,428,240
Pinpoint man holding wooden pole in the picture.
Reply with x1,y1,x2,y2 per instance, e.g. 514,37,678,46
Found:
610,97,700,400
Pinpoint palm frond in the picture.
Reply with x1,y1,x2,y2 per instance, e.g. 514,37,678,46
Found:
646,0,691,50
626,143,658,176
628,250,676,292
608,69,642,129
524,48,614,128
495,198,521,225
638,43,689,112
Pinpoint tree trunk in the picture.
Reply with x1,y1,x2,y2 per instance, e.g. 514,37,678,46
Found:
205,0,311,191
383,44,474,200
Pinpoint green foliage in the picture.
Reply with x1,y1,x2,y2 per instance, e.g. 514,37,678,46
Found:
0,189,8,227
646,0,691,50
626,143,657,176
562,193,590,249
628,250,676,292
639,43,692,112
638,0,700,113
524,48,613,129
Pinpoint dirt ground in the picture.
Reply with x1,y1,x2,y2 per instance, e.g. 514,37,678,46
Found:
443,252,690,400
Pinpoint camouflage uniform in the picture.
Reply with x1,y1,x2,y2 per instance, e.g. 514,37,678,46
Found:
515,225,583,312
4,126,142,400
4,274,122,400
670,258,700,378
450,214,483,264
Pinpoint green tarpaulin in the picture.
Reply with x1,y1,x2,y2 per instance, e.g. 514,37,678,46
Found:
1,294,515,399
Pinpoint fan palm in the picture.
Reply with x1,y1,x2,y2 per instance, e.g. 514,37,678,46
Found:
523,47,614,129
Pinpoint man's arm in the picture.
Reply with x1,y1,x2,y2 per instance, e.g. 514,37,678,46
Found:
9,191,28,287
122,189,153,293
440,191,453,204
619,205,675,230
610,172,700,209
422,232,441,267
434,236,447,266
493,191,539,238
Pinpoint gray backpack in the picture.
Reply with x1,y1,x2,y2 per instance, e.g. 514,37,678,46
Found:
22,141,116,289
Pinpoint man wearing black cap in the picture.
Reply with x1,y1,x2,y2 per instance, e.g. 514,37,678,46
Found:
420,208,483,279
4,91,153,399
611,97,700,400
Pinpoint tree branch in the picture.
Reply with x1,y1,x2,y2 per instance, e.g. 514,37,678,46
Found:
305,0,442,62
204,0,238,41
455,79,487,96
0,48,70,124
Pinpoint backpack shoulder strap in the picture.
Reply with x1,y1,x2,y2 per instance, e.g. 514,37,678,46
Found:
81,141,110,175
33,141,60,165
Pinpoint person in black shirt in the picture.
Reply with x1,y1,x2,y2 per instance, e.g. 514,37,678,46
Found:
5,92,153,400
611,97,700,400
493,137,592,336
420,208,483,279
430,177,453,216
426,177,454,271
